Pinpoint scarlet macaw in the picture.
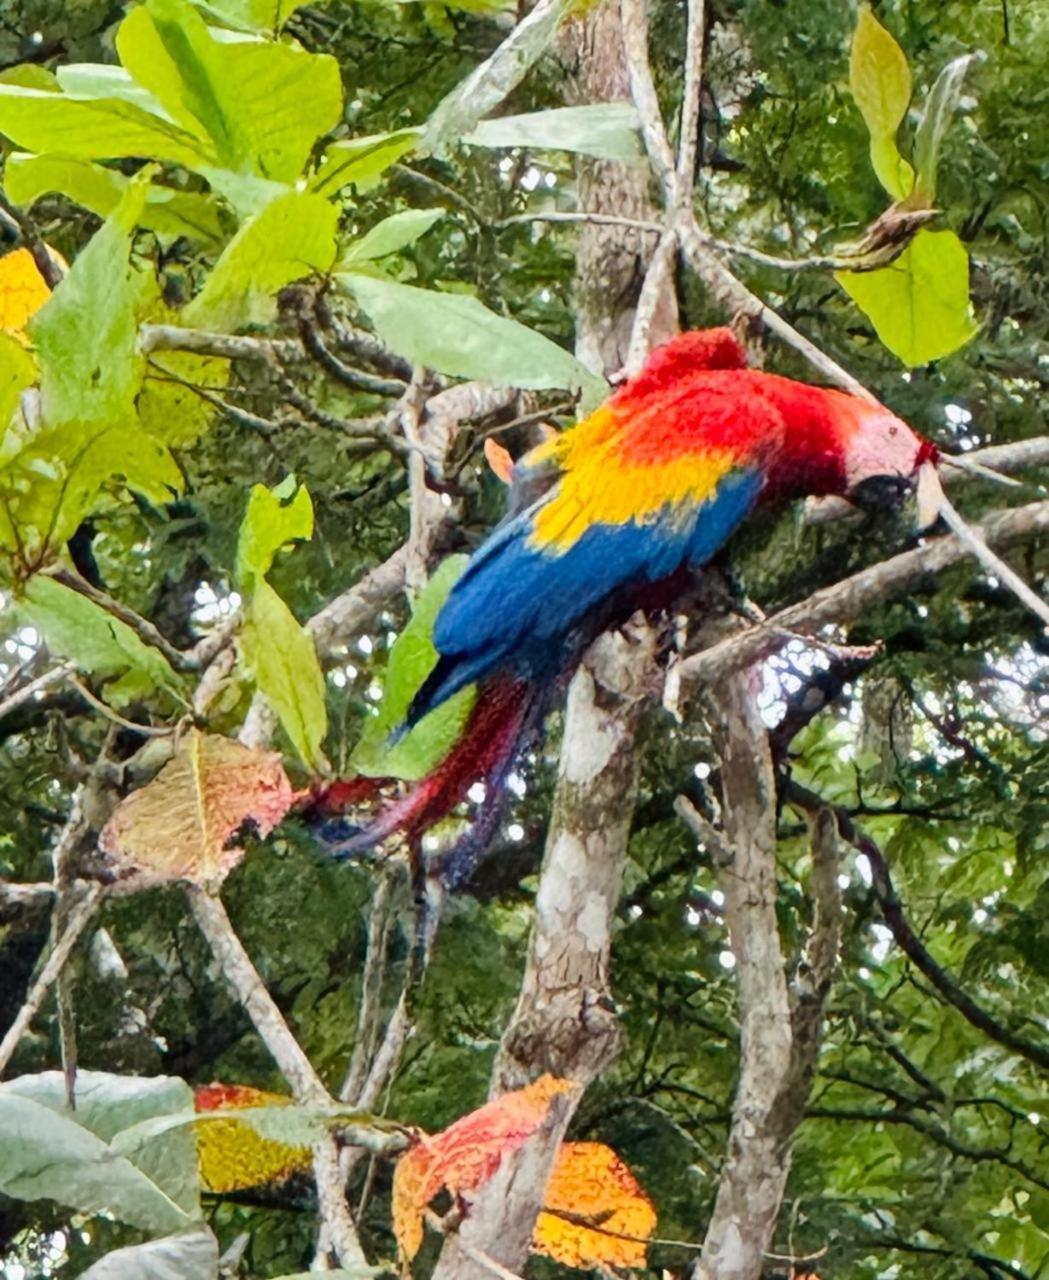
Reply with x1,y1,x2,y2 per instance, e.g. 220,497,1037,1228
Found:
330,327,937,882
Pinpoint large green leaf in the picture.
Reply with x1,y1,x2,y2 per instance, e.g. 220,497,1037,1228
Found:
835,228,978,366
339,274,607,408
235,475,314,587
848,7,914,199
310,129,420,197
19,576,182,706
186,188,338,330
340,208,444,266
0,1071,199,1233
351,555,476,782
0,86,209,168
78,1228,219,1280
241,580,328,769
117,0,342,182
28,174,151,427
464,103,643,163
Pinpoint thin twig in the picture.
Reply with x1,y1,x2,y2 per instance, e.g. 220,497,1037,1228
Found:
676,0,705,190
51,568,193,672
67,677,175,738
497,210,664,234
0,661,74,722
0,883,104,1078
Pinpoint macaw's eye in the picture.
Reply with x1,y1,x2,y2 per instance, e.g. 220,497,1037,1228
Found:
849,472,913,514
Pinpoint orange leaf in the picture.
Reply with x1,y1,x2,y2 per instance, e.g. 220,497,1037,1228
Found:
0,246,58,332
392,1074,575,1261
483,437,514,484
99,729,294,884
534,1141,656,1269
194,1083,311,1193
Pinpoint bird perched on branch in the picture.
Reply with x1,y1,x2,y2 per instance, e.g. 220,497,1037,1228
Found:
323,327,937,885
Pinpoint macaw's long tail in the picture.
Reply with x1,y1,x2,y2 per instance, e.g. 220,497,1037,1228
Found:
325,674,548,889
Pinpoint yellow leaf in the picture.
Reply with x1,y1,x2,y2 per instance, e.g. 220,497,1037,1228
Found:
534,1142,656,1269
849,8,915,199
0,246,56,332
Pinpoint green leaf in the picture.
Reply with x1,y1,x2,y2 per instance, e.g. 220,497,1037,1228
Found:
189,0,313,33
464,103,643,163
138,347,231,447
5,154,225,244
848,7,915,199
235,475,314,587
0,333,36,435
241,580,328,769
341,208,444,265
912,53,981,202
19,576,182,706
117,0,343,182
56,63,187,125
352,555,476,782
339,274,607,408
835,228,978,366
28,173,152,427
310,129,421,198
77,1228,219,1280
186,188,338,330
0,1071,199,1232
0,86,210,169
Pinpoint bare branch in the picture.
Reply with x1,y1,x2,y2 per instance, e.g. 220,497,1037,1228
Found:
619,0,677,196
138,324,302,363
0,661,74,723
676,0,705,190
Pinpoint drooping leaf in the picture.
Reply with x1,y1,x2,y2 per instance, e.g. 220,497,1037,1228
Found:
464,103,643,163
339,275,608,409
311,129,421,198
76,1228,219,1280
912,53,982,203
340,208,444,266
0,1071,200,1233
192,1084,311,1192
241,581,329,770
186,189,338,330
99,729,295,883
835,228,978,366
234,475,314,587
28,173,151,427
534,1142,656,1269
19,576,182,706
117,0,343,182
392,1075,575,1261
848,7,915,199
351,555,475,782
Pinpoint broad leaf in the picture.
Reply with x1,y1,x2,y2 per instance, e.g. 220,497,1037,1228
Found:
186,188,337,330
77,1228,219,1280
99,729,295,883
241,581,328,769
28,174,151,427
835,228,978,366
235,475,314,587
913,53,982,202
118,0,343,181
341,208,444,266
190,0,313,32
352,555,475,782
311,129,420,197
848,8,914,199
339,275,607,408
464,103,643,163
19,576,181,706
0,1073,199,1233
0,331,35,434
138,346,231,447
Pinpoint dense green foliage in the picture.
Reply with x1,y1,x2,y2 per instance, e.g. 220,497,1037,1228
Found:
0,0,1047,1278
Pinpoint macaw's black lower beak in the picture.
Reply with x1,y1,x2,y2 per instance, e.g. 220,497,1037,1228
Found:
848,471,914,515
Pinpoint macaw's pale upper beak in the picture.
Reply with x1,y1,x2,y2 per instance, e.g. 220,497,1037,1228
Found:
914,458,944,531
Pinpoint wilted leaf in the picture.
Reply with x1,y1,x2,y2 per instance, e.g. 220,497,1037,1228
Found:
392,1075,575,1261
848,8,914,199
241,581,328,770
835,228,978,366
193,1085,311,1192
77,1227,219,1280
311,129,420,198
339,275,607,409
19,575,182,706
912,53,981,202
341,208,444,266
351,556,475,782
186,189,338,330
99,729,294,883
534,1142,656,1269
235,475,314,587
464,103,643,163
0,1071,199,1233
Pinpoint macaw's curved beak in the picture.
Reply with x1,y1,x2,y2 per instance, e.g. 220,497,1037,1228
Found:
914,457,944,530
847,457,942,530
